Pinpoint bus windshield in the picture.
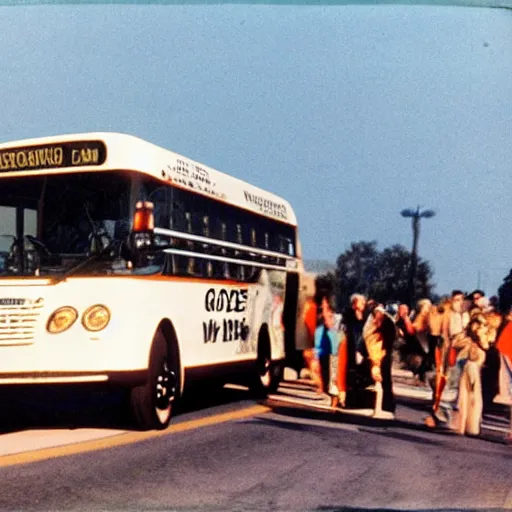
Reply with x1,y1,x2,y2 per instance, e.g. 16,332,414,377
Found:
0,171,133,277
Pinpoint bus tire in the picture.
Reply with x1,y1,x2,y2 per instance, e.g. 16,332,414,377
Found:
129,328,179,431
250,328,283,397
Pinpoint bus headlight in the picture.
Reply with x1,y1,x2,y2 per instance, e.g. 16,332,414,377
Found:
47,307,78,334
82,305,110,332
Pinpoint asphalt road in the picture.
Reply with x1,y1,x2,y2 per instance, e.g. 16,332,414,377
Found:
0,378,510,511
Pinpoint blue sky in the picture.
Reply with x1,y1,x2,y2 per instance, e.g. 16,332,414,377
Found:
0,3,511,297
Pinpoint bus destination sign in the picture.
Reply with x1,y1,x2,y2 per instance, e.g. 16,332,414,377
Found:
0,140,107,173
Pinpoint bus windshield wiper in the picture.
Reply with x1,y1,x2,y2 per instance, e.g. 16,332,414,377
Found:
51,203,123,284
50,239,120,285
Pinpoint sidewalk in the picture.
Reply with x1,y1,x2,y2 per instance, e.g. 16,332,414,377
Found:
281,366,457,416
284,366,510,407
284,367,456,402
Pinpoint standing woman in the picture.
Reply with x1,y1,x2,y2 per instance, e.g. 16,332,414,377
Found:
450,312,496,436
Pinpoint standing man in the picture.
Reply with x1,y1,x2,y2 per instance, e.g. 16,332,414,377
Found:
467,289,486,317
396,303,427,384
364,304,397,415
341,293,371,407
314,308,341,400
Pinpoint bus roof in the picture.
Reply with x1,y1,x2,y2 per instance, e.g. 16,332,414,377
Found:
0,132,297,226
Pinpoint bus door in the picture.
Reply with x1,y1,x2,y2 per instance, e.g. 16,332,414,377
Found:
291,272,317,372
282,271,300,371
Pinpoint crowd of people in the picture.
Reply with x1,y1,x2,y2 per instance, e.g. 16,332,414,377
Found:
299,288,512,442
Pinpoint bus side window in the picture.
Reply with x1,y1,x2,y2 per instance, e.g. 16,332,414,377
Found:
279,234,287,256
190,211,208,278
224,218,236,280
287,238,295,257
235,223,245,281
170,201,186,234
214,218,229,280
202,215,213,278
246,226,257,280
148,186,170,230
191,211,203,235
169,200,188,276
184,212,196,276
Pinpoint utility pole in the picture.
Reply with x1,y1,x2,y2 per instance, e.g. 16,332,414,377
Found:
400,206,436,307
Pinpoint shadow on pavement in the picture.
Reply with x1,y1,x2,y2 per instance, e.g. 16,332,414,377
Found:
261,400,450,442
0,386,128,433
0,383,254,434
262,394,511,448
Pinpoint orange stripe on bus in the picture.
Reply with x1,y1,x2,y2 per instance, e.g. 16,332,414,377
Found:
67,274,249,286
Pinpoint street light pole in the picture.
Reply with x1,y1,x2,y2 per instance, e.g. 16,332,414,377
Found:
400,206,435,308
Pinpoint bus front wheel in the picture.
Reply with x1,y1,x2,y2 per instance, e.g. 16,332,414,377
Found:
129,329,179,430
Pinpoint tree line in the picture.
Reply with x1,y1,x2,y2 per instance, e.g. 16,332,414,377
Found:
315,240,512,313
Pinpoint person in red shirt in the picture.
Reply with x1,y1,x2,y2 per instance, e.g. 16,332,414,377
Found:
495,314,512,443
302,296,319,383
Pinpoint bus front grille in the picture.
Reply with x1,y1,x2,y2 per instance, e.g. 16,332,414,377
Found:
0,299,44,345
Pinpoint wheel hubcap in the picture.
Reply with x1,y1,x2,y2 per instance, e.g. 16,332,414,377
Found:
260,357,271,387
155,360,176,411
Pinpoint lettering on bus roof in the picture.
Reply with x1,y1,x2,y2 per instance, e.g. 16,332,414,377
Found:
243,191,288,221
162,160,227,200
0,140,107,172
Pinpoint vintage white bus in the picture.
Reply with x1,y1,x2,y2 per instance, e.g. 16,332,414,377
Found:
0,132,312,430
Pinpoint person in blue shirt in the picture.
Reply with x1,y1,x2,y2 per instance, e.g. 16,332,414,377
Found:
314,308,341,399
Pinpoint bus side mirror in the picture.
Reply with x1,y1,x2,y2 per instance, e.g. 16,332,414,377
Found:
130,201,155,250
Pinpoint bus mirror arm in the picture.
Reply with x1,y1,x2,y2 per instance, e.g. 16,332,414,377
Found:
121,232,157,270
